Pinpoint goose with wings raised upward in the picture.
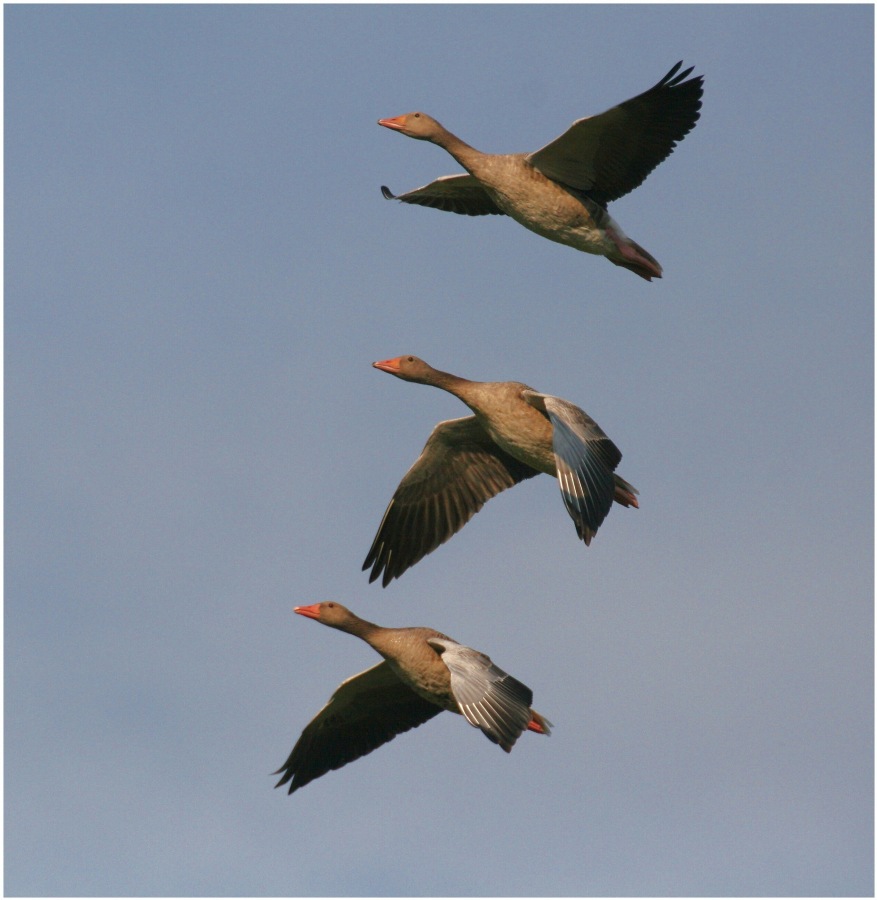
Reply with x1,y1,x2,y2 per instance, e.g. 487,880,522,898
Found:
378,61,703,280
363,356,639,587
275,602,551,795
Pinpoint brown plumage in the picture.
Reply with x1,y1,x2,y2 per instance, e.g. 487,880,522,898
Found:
363,356,639,586
379,61,703,280
275,602,551,795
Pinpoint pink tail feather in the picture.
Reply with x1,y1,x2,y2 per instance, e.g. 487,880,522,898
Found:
606,228,663,281
613,475,640,509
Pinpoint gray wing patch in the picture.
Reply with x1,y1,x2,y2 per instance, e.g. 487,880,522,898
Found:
428,637,534,752
523,390,621,545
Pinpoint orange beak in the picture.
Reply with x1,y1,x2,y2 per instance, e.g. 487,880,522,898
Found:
294,604,322,620
377,115,407,131
372,357,402,373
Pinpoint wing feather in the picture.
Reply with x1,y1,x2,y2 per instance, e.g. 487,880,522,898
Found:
363,417,538,586
427,638,540,753
274,662,442,795
381,175,505,216
527,61,703,205
523,390,621,544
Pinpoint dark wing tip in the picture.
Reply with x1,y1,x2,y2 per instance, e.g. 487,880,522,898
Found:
362,557,390,586
273,761,304,795
664,60,684,81
380,185,396,200
362,550,402,587
660,60,700,88
363,531,394,585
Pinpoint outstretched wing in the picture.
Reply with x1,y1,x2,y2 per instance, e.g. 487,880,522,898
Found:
428,638,538,753
363,417,538,586
527,61,703,205
275,662,442,795
381,175,505,216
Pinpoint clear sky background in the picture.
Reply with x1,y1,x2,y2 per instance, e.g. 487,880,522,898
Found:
5,4,873,896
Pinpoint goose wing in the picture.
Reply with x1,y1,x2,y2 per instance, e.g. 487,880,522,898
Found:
381,175,505,216
428,638,537,752
523,390,621,544
527,61,703,205
275,661,442,795
363,416,538,586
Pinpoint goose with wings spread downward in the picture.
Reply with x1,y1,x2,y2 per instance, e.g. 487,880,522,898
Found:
275,602,551,795
363,356,639,587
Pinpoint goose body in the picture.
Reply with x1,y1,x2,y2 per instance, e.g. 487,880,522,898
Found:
275,602,551,794
379,61,703,280
363,355,638,587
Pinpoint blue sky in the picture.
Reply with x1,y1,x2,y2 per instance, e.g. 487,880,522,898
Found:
5,4,873,896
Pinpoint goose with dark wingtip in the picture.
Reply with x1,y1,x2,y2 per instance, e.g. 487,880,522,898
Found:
378,61,703,280
363,355,639,587
275,602,551,795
